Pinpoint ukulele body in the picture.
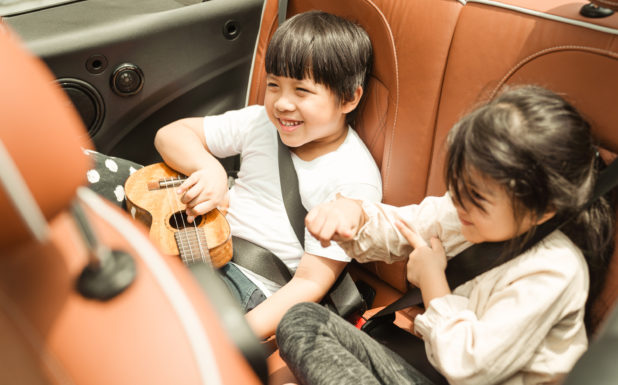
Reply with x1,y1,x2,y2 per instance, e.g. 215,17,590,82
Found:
124,162,232,268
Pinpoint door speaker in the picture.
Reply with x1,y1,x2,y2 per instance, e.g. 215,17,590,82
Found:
58,78,105,137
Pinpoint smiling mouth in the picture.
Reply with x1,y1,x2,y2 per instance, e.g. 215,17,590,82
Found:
278,118,302,132
457,214,473,226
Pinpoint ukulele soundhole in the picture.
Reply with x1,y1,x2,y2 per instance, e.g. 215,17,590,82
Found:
168,211,203,229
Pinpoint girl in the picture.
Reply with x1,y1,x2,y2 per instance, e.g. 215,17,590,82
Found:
276,85,615,385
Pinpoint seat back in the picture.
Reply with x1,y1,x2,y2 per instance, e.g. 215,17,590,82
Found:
0,24,262,385
248,0,464,293
249,0,618,336
427,0,618,335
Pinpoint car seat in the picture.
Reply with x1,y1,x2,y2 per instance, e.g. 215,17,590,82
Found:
248,0,618,383
0,24,264,385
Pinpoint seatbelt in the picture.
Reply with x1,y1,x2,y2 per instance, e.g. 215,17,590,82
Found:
359,158,618,385
231,134,366,319
277,134,306,245
362,157,618,332
232,236,291,286
278,0,288,26
275,134,366,319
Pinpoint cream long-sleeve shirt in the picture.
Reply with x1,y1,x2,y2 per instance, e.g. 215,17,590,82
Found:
339,194,589,385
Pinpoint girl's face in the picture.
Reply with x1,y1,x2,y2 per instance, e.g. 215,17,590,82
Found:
451,170,544,244
264,74,361,160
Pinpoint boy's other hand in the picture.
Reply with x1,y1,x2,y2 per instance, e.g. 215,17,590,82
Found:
305,194,366,247
177,167,228,222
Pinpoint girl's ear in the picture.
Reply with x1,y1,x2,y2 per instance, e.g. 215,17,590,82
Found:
535,210,556,226
341,85,364,114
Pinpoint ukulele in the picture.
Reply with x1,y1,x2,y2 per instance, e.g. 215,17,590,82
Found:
124,162,232,268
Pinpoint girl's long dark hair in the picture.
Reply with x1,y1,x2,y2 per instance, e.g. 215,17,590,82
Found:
445,85,615,334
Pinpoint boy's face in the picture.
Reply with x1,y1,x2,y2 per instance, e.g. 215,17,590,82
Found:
264,74,359,159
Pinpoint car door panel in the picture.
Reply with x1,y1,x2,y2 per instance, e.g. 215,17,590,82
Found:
4,0,264,165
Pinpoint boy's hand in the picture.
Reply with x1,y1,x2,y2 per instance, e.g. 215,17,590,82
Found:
177,167,229,222
395,219,447,288
305,194,366,247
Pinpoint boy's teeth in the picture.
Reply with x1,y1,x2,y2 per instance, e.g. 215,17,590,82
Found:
280,119,299,126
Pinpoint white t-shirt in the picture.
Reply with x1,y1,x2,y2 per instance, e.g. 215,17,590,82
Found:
341,194,589,385
203,105,382,296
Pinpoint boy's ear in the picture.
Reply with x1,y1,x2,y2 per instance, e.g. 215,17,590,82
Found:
341,85,364,114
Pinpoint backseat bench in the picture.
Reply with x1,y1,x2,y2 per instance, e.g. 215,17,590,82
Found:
247,0,618,382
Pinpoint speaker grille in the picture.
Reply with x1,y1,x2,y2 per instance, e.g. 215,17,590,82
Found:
58,78,104,137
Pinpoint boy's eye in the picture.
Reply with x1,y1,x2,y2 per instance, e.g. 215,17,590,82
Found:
267,82,279,88
296,87,310,93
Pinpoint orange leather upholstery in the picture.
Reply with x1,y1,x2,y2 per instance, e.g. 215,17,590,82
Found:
249,0,464,294
250,0,618,349
245,0,618,382
427,0,618,333
0,27,261,385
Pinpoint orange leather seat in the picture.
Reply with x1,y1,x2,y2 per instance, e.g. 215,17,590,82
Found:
248,1,618,383
0,26,263,385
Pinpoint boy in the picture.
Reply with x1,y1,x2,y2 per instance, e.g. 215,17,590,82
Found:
88,11,381,339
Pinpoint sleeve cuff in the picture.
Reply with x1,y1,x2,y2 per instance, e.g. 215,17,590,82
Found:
414,294,469,338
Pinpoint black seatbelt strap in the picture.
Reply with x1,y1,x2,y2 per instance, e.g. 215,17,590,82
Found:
231,236,292,286
276,134,365,319
277,134,307,245
278,0,288,26
231,134,365,319
363,157,618,333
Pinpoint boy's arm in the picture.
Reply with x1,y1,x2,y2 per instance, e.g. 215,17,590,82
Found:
154,117,229,217
244,253,347,340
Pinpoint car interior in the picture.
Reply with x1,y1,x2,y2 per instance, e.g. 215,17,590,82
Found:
1,0,618,384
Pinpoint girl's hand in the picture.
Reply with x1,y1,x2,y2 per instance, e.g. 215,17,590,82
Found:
395,219,447,288
177,168,229,222
305,194,366,247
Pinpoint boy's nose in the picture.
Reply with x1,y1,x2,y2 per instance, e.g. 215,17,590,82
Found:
274,95,295,112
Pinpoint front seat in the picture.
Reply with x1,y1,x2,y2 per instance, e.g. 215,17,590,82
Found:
0,24,263,385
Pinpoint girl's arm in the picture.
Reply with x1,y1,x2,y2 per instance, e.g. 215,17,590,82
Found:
307,194,470,264
244,253,347,340
413,240,588,385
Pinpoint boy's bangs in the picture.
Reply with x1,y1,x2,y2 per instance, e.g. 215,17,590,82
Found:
265,35,315,81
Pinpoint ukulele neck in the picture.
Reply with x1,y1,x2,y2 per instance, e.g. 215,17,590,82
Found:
175,227,212,266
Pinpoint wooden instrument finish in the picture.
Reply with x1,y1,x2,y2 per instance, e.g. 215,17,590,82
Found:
124,162,232,268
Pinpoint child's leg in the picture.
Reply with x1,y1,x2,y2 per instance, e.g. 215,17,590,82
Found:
219,263,267,312
83,149,143,210
277,302,435,385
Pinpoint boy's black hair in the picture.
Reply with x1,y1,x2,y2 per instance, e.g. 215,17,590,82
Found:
265,11,373,122
445,85,615,334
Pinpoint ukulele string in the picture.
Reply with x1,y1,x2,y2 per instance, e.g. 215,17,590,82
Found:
163,175,195,264
167,174,210,266
184,179,210,266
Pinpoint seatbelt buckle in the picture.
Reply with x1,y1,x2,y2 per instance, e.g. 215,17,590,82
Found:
360,312,395,334
353,314,367,329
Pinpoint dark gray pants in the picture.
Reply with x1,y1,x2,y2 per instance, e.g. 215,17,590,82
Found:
276,302,436,385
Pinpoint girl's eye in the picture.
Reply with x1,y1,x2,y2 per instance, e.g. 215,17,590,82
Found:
470,189,486,202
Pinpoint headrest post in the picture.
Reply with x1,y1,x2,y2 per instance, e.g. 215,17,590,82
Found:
0,139,49,243
73,188,136,301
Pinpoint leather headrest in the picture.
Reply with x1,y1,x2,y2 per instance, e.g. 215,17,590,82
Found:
248,0,398,170
0,25,93,249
